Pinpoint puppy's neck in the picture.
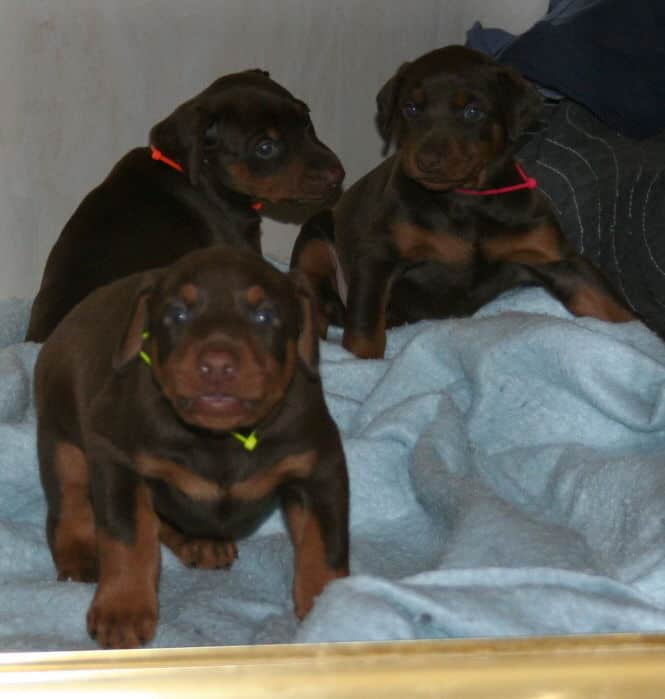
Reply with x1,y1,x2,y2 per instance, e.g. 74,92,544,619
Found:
454,160,537,197
150,145,265,218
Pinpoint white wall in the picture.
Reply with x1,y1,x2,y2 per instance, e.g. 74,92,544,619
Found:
0,0,547,299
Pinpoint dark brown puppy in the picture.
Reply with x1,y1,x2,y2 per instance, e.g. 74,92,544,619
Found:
27,69,344,342
291,46,636,358
35,245,349,649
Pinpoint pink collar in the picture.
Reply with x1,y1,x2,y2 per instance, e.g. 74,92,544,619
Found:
149,145,264,211
454,162,537,196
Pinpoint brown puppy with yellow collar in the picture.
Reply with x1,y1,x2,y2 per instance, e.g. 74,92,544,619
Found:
35,245,349,648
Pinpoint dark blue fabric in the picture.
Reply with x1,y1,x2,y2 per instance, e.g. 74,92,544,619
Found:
467,0,665,139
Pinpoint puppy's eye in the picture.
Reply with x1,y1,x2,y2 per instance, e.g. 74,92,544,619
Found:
255,139,279,159
203,121,218,148
164,304,191,326
253,307,278,326
402,102,422,119
463,103,486,123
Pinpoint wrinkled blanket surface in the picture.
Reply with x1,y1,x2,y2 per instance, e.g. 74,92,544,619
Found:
2,291,665,651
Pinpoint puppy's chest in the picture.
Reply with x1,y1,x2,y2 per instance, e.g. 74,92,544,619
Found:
391,219,476,267
391,212,540,267
134,447,316,511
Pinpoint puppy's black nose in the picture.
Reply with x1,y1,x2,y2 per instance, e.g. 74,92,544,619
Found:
198,349,236,379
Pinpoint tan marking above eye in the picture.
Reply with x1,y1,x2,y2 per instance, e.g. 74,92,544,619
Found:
266,128,281,140
179,283,199,304
246,285,266,306
411,87,425,104
451,90,471,109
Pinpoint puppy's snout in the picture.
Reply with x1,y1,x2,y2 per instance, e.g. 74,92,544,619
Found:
198,347,237,380
305,159,345,191
415,149,443,174
320,163,346,188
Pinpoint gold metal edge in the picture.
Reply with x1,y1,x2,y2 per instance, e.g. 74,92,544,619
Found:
2,633,665,698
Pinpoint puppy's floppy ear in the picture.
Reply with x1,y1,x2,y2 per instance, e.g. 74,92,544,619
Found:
376,62,410,155
149,103,211,187
495,65,543,141
112,274,157,372
289,269,320,378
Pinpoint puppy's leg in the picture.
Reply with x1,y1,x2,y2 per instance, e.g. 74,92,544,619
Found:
38,428,97,582
86,452,160,649
481,219,636,324
343,243,398,359
282,450,349,619
525,256,637,323
159,519,237,569
290,210,345,337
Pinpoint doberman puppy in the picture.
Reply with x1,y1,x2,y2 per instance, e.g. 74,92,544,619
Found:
26,69,344,342
291,46,636,358
34,245,349,649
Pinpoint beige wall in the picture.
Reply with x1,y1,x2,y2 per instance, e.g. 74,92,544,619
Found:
0,0,548,299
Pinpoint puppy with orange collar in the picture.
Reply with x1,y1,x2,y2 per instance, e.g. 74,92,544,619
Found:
27,69,344,342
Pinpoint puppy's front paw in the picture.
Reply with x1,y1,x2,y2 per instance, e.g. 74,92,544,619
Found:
173,538,238,569
342,330,386,359
87,588,158,649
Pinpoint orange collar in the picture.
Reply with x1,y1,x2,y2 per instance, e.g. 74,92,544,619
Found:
149,145,264,212
150,145,184,173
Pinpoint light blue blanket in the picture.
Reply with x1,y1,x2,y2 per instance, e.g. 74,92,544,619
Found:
2,290,665,651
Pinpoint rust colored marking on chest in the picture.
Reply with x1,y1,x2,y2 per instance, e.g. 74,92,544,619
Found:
228,450,317,502
134,449,317,504
392,221,474,265
481,223,565,265
135,453,226,502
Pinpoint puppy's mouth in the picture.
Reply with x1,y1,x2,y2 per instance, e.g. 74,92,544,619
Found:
295,184,342,204
414,176,462,191
413,170,484,192
198,393,252,410
173,392,262,430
